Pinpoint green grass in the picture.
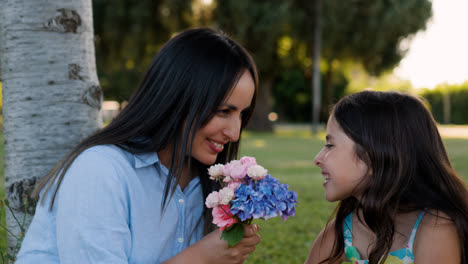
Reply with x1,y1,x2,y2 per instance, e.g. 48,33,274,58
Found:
1,131,468,263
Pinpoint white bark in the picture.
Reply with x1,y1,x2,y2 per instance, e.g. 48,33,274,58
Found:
0,0,103,252
312,0,322,133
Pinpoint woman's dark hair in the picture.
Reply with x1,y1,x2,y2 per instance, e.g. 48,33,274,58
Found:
323,90,468,264
34,28,258,234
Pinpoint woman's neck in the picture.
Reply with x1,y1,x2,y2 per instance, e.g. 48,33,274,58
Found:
157,149,195,191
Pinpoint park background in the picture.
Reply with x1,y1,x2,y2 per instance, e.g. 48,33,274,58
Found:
0,0,468,263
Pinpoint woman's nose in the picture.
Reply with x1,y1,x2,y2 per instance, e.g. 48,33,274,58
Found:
223,117,241,142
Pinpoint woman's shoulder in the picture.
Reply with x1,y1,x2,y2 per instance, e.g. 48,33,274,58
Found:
64,145,138,184
413,209,461,262
76,145,136,168
81,144,129,159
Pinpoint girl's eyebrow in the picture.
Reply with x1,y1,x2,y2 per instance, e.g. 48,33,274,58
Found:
326,135,334,140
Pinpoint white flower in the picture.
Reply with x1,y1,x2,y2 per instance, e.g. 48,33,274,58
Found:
247,165,268,180
223,176,232,183
219,187,235,205
208,164,225,180
205,191,221,208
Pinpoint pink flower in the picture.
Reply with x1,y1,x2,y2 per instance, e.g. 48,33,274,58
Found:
247,165,268,180
212,204,237,231
223,160,247,181
227,181,241,190
240,156,257,168
205,191,220,208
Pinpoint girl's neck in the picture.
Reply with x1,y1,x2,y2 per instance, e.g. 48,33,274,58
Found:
352,208,422,258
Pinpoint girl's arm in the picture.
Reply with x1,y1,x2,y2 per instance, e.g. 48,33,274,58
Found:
163,224,261,264
413,212,461,264
305,220,343,264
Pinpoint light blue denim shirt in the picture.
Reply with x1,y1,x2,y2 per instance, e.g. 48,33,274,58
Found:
16,144,205,263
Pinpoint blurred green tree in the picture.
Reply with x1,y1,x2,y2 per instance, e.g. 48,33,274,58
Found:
92,0,193,102
213,0,291,131
290,0,432,120
215,0,432,126
93,0,432,126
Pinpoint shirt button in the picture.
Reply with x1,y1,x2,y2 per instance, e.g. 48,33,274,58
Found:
178,199,184,204
177,237,184,243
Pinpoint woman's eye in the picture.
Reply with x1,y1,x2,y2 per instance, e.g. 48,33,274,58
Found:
217,109,230,115
325,144,334,148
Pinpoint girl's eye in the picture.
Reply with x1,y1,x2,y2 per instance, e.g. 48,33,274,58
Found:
240,109,249,118
325,144,334,148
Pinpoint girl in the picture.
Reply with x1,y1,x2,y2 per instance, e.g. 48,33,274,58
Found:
305,91,468,264
17,28,260,264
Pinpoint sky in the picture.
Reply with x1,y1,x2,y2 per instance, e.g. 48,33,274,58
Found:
394,0,468,89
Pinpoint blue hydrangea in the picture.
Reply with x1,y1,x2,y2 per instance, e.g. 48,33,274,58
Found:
230,175,298,222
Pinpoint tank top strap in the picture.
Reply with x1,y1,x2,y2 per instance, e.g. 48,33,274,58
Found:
343,213,353,247
407,209,426,251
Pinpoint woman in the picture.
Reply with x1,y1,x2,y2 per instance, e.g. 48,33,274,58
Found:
17,28,261,264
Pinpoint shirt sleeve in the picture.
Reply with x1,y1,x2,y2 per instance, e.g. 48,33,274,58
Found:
55,148,131,264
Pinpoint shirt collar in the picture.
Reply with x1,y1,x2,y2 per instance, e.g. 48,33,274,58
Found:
133,152,160,168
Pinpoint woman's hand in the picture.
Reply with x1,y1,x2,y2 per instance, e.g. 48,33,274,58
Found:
164,224,261,264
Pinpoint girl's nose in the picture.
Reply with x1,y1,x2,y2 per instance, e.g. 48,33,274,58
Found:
314,150,323,166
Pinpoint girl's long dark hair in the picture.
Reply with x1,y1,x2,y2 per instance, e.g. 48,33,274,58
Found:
33,28,258,234
324,91,468,263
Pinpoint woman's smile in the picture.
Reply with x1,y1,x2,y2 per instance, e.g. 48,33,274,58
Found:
207,139,225,153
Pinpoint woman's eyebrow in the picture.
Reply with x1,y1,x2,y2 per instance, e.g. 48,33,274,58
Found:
220,104,237,110
221,104,251,110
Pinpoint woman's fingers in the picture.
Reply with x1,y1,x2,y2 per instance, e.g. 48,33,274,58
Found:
234,224,261,251
243,224,260,237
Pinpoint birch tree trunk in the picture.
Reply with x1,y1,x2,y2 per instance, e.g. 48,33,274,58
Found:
0,0,103,252
311,0,322,133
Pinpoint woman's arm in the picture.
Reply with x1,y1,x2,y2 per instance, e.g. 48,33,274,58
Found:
55,149,132,263
413,212,461,264
164,224,261,264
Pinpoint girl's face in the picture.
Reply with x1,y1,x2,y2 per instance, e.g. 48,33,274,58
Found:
314,115,370,202
192,70,255,165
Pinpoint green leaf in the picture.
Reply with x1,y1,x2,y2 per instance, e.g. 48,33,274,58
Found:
220,223,244,248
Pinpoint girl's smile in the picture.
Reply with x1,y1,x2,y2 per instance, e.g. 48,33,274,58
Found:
314,115,370,202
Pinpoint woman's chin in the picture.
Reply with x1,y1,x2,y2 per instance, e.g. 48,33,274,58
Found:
194,155,218,166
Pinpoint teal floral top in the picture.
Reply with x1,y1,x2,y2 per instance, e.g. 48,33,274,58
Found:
342,210,425,264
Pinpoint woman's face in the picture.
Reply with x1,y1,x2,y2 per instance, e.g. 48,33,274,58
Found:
192,70,255,165
314,115,370,202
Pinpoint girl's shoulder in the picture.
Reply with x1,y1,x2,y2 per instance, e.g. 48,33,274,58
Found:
413,209,461,262
305,219,346,264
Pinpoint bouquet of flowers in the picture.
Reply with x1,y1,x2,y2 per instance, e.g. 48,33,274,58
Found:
205,156,298,247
